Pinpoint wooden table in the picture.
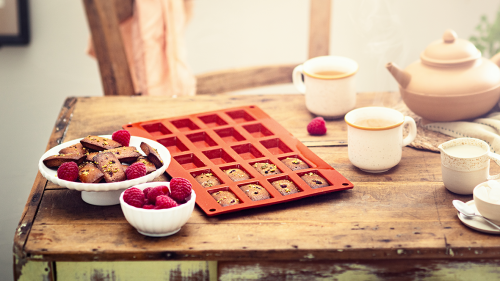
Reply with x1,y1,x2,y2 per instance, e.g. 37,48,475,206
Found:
14,93,500,280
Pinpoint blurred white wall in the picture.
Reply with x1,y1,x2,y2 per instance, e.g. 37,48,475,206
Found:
0,0,498,279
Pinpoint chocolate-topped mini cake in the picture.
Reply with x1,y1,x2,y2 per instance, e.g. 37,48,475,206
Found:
195,172,221,188
211,190,240,207
271,179,299,195
281,157,309,171
224,168,250,182
301,172,328,189
253,162,281,176
239,184,270,201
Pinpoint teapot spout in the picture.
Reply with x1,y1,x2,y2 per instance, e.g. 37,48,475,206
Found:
491,52,500,67
386,62,411,89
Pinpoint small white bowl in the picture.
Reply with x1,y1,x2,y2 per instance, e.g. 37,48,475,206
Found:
119,182,196,237
473,181,500,225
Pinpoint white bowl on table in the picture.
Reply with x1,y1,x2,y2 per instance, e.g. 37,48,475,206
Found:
119,182,196,237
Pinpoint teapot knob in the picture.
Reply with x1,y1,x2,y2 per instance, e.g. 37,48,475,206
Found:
443,29,457,43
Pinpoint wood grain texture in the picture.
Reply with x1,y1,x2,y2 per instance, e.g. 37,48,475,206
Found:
195,64,297,95
17,93,500,279
308,0,331,58
83,0,135,96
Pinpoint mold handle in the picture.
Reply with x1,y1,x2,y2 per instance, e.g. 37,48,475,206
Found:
386,62,411,89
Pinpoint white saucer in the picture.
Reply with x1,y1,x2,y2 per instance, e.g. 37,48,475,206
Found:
457,200,500,234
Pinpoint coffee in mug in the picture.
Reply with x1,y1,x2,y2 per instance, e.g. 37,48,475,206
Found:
345,107,417,173
293,56,358,119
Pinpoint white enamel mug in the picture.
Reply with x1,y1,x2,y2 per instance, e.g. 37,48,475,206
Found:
293,56,358,119
439,138,500,195
345,107,417,173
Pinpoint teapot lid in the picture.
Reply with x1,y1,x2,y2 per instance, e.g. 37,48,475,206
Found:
420,29,481,66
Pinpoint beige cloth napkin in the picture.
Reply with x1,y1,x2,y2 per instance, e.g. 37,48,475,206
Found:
88,0,196,97
424,111,500,154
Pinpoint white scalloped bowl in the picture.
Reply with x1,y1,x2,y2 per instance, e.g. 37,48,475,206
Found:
38,135,171,205
120,182,196,237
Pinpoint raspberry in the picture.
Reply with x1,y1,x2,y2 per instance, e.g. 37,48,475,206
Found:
123,187,145,208
112,129,131,146
159,185,170,197
125,162,147,180
57,162,79,181
143,187,152,198
170,177,192,203
147,186,166,204
307,117,327,135
155,195,178,209
143,204,155,209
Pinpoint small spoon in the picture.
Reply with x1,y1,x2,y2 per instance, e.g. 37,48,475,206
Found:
452,200,500,231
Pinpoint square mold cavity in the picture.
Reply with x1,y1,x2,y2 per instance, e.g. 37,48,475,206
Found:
231,143,264,160
297,170,332,189
173,153,206,170
203,148,235,165
141,122,172,137
249,159,282,176
197,114,228,128
170,118,200,132
190,169,223,188
260,138,293,155
208,187,242,209
268,175,302,196
186,132,218,149
243,123,274,138
237,180,274,201
220,164,253,182
225,110,255,123
157,136,189,154
215,127,246,143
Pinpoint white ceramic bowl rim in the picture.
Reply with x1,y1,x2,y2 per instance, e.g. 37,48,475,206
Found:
473,181,500,206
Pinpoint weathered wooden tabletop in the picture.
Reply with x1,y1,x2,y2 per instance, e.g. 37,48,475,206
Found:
14,93,500,280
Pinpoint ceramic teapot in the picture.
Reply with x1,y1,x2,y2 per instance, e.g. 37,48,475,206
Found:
386,29,500,122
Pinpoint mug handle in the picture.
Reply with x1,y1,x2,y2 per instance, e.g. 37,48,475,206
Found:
401,116,417,147
487,152,500,180
292,65,306,94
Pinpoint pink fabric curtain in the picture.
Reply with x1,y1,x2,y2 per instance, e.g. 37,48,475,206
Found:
89,0,196,97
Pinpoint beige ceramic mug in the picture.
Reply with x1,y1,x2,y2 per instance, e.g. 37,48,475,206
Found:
438,138,500,195
345,107,417,173
292,56,358,118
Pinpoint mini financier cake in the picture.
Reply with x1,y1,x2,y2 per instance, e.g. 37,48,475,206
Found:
78,162,104,183
224,168,250,182
301,172,328,189
93,152,126,182
134,156,157,174
140,142,163,168
80,135,122,151
43,153,86,169
253,162,281,176
211,190,240,207
271,179,299,196
239,184,270,201
59,143,88,155
86,146,141,163
195,173,221,188
281,157,309,171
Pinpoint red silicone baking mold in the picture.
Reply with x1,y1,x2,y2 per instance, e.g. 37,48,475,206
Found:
123,105,353,216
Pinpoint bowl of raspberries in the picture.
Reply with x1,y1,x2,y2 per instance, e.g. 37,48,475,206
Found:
120,178,196,237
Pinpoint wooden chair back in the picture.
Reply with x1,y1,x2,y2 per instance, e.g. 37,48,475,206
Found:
82,0,332,96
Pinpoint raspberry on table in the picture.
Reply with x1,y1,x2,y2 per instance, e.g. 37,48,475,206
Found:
123,187,145,208
147,186,167,204
112,129,131,146
57,162,79,181
125,162,147,180
155,195,178,209
170,177,193,203
307,117,327,135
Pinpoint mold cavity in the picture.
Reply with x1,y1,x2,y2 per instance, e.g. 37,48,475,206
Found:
157,136,189,154
197,114,228,128
225,110,255,123
173,153,206,170
342,183,350,186
260,138,293,155
170,118,200,132
186,132,218,148
141,122,172,137
215,128,246,143
231,143,264,160
243,123,274,138
203,149,235,165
